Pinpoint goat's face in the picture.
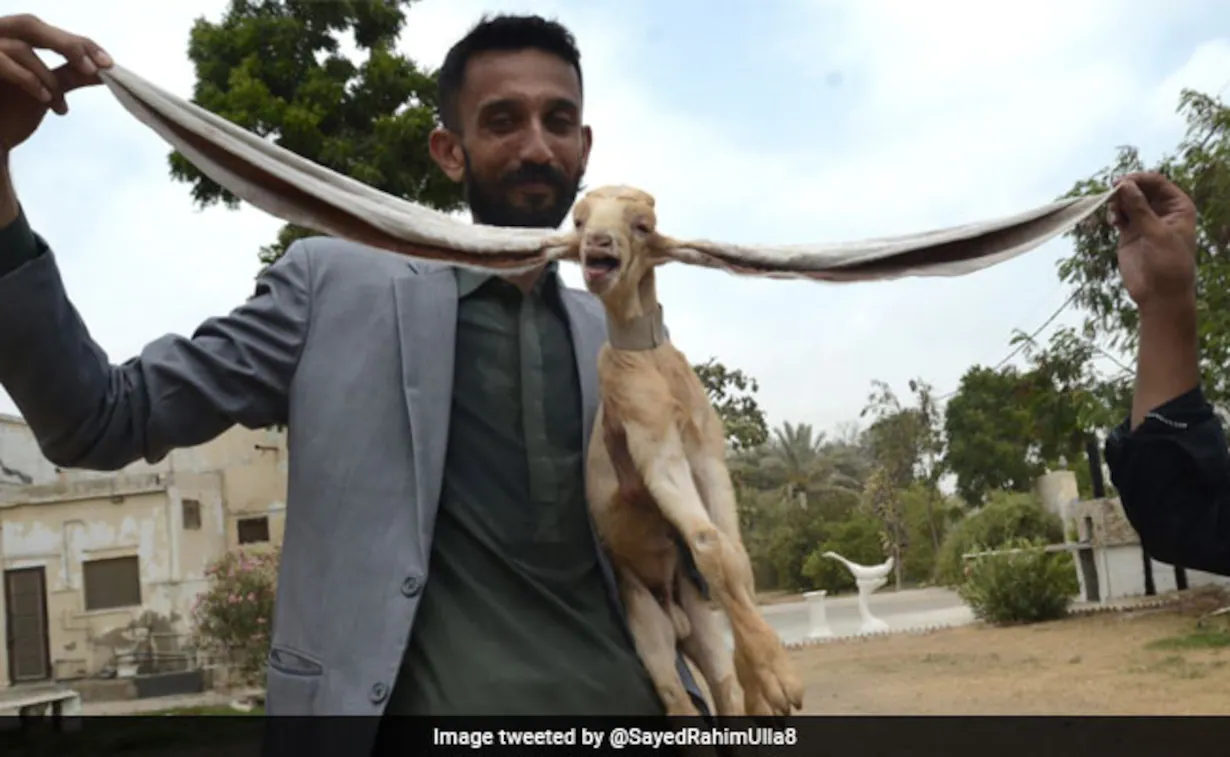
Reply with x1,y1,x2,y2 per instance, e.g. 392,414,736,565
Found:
572,185,662,299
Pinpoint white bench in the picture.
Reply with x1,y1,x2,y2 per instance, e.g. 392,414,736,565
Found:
0,688,82,732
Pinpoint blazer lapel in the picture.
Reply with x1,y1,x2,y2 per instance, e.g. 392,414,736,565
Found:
561,294,605,461
392,264,457,547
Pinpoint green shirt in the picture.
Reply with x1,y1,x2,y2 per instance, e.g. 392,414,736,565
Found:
386,264,664,715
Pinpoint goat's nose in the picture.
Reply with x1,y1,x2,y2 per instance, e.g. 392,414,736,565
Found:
586,231,614,249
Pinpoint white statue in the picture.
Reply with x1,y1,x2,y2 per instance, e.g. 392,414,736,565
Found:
823,551,893,634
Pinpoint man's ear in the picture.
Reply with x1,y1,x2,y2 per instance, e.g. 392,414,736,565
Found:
429,127,466,183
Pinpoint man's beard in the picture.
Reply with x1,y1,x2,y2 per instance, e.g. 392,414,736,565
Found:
463,150,582,229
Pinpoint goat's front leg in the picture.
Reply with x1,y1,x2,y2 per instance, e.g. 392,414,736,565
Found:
690,452,804,716
623,423,803,717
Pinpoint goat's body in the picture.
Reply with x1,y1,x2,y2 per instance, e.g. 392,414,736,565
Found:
586,329,803,718
573,184,802,719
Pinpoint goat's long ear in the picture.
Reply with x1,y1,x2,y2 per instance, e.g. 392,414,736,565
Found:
653,190,1117,282
97,64,576,273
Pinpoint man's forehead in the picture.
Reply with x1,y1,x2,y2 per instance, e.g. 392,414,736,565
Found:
459,49,581,110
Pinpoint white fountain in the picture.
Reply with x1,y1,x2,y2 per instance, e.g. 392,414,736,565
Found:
823,551,894,634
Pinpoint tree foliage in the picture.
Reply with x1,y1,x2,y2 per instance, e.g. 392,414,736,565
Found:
942,365,1041,506
1057,88,1230,405
693,358,769,452
169,0,465,269
934,490,1065,586
854,379,946,589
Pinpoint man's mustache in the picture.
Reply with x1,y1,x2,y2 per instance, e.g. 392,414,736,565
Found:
498,163,570,193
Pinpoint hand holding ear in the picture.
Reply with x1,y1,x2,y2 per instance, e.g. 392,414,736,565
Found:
0,13,112,158
1108,171,1199,315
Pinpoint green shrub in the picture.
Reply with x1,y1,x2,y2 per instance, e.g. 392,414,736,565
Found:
935,490,1064,585
801,514,885,594
957,537,1079,625
190,547,280,686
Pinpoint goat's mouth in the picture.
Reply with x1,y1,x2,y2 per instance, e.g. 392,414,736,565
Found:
582,253,621,287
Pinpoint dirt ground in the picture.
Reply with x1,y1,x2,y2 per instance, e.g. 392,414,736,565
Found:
789,588,1230,715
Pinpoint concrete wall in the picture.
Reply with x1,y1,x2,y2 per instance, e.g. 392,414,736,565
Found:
0,420,288,687
1070,494,1230,602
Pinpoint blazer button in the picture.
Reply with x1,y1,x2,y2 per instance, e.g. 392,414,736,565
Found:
370,682,389,704
401,575,423,597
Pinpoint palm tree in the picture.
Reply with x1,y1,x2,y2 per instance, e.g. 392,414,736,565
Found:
757,422,865,507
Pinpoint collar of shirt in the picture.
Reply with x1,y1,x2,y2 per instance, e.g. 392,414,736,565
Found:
453,261,562,300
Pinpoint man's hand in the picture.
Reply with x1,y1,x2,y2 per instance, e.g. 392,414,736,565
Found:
0,13,110,155
1108,171,1199,315
0,14,110,226
1109,171,1204,429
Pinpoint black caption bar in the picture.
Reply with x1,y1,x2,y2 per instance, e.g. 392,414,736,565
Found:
4,714,1230,756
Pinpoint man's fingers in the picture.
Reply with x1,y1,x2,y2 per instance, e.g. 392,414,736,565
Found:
1112,179,1163,234
0,14,111,78
53,61,101,95
4,42,65,114
0,48,50,103
1115,170,1196,219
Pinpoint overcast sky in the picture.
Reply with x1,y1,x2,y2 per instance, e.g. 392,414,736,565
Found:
8,0,1230,442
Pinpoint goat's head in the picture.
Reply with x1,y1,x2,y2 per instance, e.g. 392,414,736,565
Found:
570,185,666,300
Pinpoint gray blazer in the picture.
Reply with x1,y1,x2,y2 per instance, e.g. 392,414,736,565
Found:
0,236,706,730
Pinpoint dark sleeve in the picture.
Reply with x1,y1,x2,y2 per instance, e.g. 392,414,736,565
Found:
0,205,47,276
1103,385,1230,575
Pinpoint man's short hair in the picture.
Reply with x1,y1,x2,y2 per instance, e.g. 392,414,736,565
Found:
437,14,584,132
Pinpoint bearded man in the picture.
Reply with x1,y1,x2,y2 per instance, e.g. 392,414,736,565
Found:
0,12,708,747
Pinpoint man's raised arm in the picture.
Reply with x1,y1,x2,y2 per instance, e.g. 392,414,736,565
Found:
0,14,311,470
1102,172,1230,575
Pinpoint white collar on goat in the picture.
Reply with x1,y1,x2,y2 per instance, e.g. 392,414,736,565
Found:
605,303,667,351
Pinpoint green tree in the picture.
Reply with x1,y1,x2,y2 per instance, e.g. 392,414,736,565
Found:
858,378,946,585
943,365,1043,506
693,358,769,453
1011,325,1131,497
169,0,465,269
1056,87,1230,405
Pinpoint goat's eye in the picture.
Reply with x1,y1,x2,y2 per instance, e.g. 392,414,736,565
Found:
633,220,652,235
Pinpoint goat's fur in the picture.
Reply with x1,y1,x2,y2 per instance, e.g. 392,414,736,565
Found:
573,185,805,717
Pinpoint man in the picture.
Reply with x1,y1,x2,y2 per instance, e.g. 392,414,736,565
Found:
1099,170,1230,576
0,10,709,740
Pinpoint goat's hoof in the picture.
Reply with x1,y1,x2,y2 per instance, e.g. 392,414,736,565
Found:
754,645,805,716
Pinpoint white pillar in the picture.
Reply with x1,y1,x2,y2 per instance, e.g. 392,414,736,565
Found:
803,590,834,639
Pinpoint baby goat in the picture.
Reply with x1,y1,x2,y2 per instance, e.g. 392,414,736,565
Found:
573,185,805,718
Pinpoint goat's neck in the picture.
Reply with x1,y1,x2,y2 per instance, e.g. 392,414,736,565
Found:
605,270,666,351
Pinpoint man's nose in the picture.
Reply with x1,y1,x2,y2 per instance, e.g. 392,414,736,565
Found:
520,122,554,164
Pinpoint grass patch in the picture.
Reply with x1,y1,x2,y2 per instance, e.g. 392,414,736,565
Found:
1145,626,1230,651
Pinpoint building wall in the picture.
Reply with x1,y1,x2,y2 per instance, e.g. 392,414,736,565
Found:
0,420,288,687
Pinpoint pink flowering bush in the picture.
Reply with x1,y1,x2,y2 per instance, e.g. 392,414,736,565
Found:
190,547,280,686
